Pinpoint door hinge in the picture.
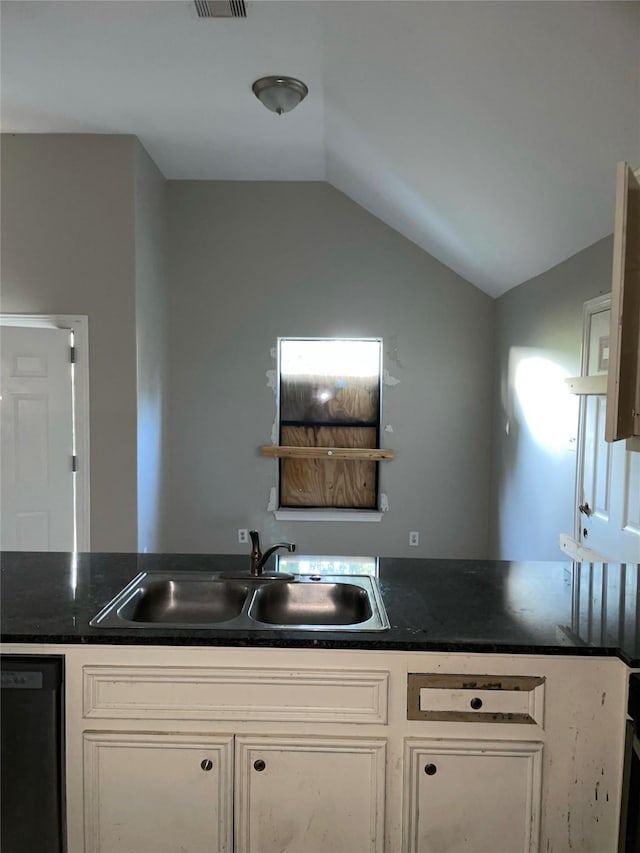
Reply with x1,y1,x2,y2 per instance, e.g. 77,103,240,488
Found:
70,345,76,364
71,455,78,472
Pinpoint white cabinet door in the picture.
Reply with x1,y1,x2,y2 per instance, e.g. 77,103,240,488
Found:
83,732,233,853
235,736,386,853
404,739,543,853
605,161,640,441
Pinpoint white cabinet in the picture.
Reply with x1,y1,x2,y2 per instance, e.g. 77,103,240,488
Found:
83,732,233,853
83,732,386,853
606,162,640,443
566,162,639,449
235,736,386,853
75,657,389,853
1,642,625,853
404,673,543,853
403,739,543,853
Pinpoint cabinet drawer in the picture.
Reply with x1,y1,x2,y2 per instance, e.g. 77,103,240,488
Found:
407,674,545,725
83,665,389,723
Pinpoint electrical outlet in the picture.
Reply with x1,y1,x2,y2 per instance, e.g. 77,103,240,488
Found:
409,531,419,547
238,528,249,545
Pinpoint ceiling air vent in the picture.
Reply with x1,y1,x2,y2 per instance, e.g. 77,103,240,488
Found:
194,0,246,18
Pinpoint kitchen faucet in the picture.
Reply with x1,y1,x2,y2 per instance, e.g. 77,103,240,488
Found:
249,530,295,576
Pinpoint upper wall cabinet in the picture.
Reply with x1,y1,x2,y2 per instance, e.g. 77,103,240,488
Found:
606,162,640,442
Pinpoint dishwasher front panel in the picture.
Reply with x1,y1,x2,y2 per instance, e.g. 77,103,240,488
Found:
1,655,64,853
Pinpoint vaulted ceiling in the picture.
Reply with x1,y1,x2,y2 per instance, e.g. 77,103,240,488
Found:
2,0,638,296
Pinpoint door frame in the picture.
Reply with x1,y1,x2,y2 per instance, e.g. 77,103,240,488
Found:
1,314,90,551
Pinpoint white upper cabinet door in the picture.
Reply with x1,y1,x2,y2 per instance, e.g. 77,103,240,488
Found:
1,324,74,550
83,732,233,853
606,162,640,442
235,736,386,853
404,739,543,853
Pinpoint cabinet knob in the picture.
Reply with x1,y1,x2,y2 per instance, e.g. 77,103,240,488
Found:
470,697,483,710
253,759,266,772
201,759,213,771
424,763,437,776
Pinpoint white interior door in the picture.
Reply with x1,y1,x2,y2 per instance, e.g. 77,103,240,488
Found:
1,325,75,550
576,299,640,562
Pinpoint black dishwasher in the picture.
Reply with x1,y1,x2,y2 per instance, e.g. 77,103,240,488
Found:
1,655,64,853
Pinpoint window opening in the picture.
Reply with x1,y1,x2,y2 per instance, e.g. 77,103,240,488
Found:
278,555,378,577
278,338,382,510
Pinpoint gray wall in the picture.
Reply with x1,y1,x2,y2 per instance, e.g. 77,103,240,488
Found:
134,140,168,553
490,236,613,560
166,181,494,557
1,134,139,551
5,132,606,560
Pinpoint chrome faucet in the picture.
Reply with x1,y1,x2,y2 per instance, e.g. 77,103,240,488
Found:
249,530,296,576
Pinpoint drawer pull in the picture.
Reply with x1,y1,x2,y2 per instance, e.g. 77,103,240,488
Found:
470,697,483,710
424,763,437,776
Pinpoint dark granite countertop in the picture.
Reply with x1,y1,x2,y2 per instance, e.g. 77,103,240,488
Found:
1,552,639,665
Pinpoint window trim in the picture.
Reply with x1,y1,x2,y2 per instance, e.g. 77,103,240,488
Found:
274,509,384,522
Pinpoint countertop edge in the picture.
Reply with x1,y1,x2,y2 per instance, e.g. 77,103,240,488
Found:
0,631,633,665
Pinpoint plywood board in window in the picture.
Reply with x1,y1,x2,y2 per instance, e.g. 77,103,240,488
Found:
280,426,377,508
280,458,377,508
282,425,377,449
280,376,378,424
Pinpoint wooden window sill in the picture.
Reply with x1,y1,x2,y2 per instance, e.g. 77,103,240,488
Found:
260,445,394,461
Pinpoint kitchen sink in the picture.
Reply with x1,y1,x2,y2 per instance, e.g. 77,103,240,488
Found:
249,581,372,626
90,572,389,631
117,579,250,624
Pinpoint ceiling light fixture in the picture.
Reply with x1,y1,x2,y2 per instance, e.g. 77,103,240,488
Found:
252,76,308,116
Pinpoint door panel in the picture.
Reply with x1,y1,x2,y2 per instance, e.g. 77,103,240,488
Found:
235,736,386,853
15,511,49,550
83,732,233,853
577,302,640,562
1,326,74,550
623,451,640,534
404,739,543,853
583,396,612,520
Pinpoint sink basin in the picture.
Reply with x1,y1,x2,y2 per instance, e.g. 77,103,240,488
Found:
249,581,372,626
117,579,249,624
90,572,389,631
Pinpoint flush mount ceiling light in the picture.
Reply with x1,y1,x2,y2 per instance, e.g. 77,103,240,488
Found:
252,76,308,116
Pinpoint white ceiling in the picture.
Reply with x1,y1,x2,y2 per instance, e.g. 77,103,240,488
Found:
1,0,639,296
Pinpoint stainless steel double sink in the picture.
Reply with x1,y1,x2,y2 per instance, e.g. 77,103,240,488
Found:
90,571,390,632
